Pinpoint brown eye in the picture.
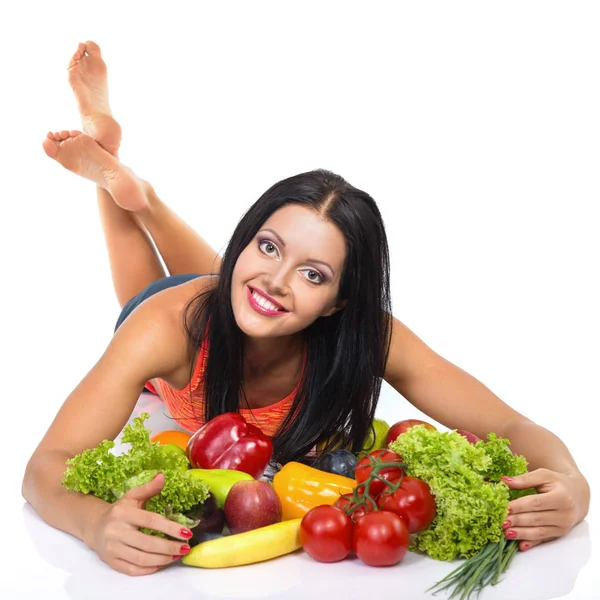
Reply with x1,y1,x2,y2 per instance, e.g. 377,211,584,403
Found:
259,240,278,255
304,269,324,284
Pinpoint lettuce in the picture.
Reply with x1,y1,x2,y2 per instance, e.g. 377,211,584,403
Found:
62,413,209,533
389,425,535,561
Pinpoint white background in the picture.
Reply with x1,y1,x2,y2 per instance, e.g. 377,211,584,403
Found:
1,2,598,599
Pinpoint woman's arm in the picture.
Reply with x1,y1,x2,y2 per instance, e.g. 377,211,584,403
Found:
383,315,590,551
22,289,193,574
383,316,587,475
383,316,528,439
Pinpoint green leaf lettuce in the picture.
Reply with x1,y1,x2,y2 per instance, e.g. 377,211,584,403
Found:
389,425,535,561
62,413,209,534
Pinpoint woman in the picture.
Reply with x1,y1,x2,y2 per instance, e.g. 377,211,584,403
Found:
23,41,590,576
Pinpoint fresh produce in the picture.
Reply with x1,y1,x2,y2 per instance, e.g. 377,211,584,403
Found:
299,505,353,563
456,429,481,444
360,418,390,453
272,461,355,520
354,449,405,497
182,518,303,568
158,443,191,472
186,412,273,479
224,480,282,534
389,425,536,599
334,493,377,523
386,418,437,446
185,468,254,508
184,492,226,547
62,413,210,533
376,475,436,533
313,449,358,479
353,511,410,567
317,418,390,455
150,430,192,451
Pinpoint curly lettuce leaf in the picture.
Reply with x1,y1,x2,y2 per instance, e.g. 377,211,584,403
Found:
389,426,535,561
62,413,209,529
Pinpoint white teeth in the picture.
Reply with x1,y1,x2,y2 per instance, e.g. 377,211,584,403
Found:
252,290,281,312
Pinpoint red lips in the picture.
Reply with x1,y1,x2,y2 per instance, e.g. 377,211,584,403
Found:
249,286,287,311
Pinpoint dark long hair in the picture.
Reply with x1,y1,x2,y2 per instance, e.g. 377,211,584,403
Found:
182,169,392,466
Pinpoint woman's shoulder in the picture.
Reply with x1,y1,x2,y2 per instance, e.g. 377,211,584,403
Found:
147,274,219,322
113,276,216,383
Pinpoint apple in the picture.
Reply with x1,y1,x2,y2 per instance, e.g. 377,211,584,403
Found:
386,419,437,446
224,480,282,534
361,418,391,453
456,429,481,445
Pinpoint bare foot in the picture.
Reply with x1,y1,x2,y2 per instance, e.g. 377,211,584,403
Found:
42,130,147,211
68,41,122,156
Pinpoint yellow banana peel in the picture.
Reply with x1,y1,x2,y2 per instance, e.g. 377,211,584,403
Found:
182,518,303,568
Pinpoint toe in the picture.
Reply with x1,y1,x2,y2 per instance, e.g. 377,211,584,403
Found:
84,41,101,56
42,137,59,159
67,43,85,68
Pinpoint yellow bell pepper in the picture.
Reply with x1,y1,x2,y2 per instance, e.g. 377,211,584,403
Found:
272,461,356,520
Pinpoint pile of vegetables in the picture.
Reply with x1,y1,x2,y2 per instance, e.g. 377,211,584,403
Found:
62,411,537,598
287,421,537,599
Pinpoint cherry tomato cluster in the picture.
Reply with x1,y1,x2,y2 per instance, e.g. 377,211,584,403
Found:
299,449,437,567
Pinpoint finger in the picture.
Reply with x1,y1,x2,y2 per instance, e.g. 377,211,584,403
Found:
503,510,557,530
508,490,563,515
519,540,541,552
122,528,192,558
121,507,193,541
124,472,165,505
501,468,555,490
111,557,161,577
117,543,179,569
503,525,563,543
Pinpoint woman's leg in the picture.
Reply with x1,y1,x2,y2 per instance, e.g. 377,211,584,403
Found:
133,181,223,280
98,180,222,308
65,41,222,307
97,185,166,308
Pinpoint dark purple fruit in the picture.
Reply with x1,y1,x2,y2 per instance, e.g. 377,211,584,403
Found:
184,492,226,547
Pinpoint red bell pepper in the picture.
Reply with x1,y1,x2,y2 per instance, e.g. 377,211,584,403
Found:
186,412,273,479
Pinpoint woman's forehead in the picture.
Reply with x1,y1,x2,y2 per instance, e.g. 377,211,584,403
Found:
260,205,346,263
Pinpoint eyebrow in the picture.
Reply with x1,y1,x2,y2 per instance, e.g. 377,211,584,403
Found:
259,228,336,276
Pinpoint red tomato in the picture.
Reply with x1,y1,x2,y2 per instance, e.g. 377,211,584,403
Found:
335,495,377,523
299,505,354,563
376,476,437,533
355,449,404,498
353,511,409,566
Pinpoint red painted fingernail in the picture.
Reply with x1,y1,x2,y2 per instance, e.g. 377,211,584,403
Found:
173,554,183,560
180,545,191,554
522,544,530,551
506,530,517,539
180,528,193,539
501,477,514,482
502,520,511,529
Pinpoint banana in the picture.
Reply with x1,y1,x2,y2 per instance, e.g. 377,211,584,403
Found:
182,518,303,568
185,468,254,508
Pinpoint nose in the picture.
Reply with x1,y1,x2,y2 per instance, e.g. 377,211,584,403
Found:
264,264,291,297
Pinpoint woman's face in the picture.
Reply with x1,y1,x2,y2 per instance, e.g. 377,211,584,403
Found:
231,204,347,338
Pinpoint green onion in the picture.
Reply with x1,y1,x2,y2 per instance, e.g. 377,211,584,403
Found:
427,539,519,599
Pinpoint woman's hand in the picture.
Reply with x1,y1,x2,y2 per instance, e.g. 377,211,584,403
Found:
500,468,591,552
84,472,194,575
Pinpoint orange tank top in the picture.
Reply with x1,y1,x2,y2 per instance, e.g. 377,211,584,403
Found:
153,333,306,438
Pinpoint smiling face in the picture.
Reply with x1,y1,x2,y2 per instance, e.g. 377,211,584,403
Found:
231,203,347,339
